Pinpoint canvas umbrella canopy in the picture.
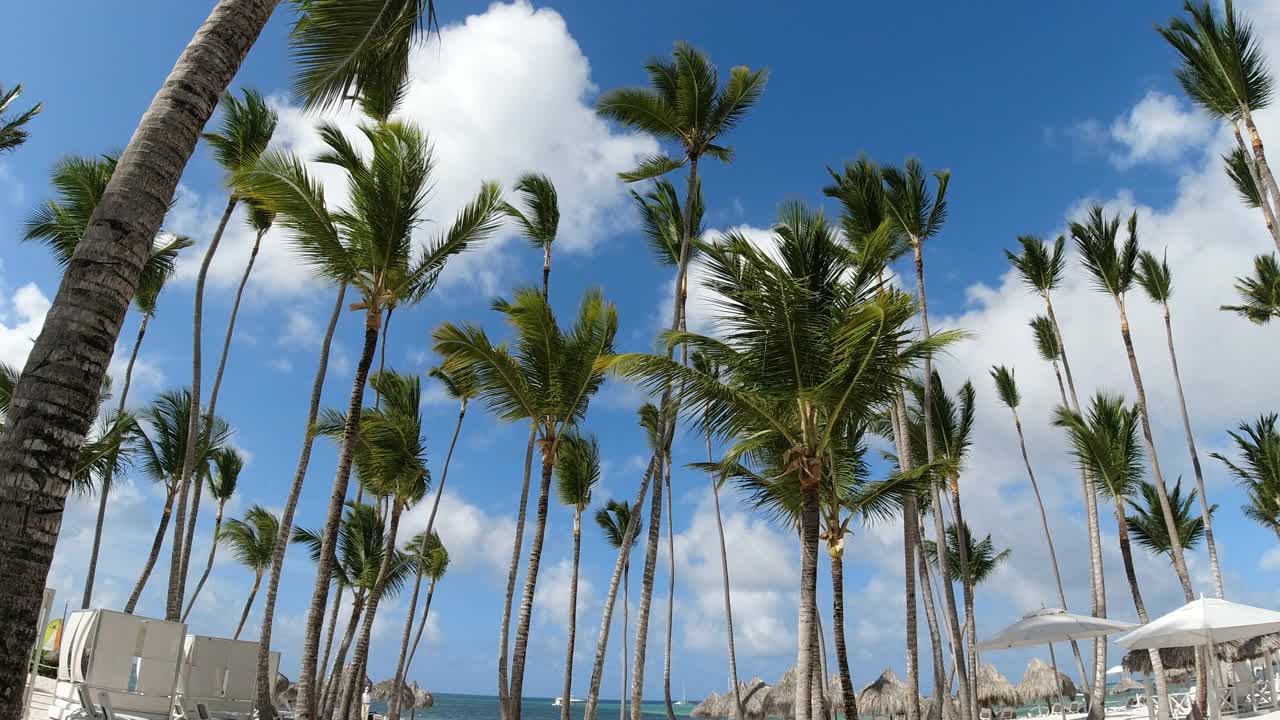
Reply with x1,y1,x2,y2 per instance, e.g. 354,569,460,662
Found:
859,669,916,719
1110,678,1143,696
976,664,1020,708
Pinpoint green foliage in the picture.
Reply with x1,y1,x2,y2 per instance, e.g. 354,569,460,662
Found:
0,84,42,153
595,498,641,552
823,155,909,263
1156,0,1273,118
221,505,282,574
135,389,232,491
556,430,600,509
1071,205,1140,298
631,178,704,266
1224,146,1266,208
989,365,1020,411
1005,235,1067,295
1222,253,1280,324
1125,478,1212,560
206,448,244,504
202,88,278,183
1135,249,1174,305
1211,414,1280,536
922,521,1011,586
404,530,449,581
503,173,560,251
881,158,950,245
1052,393,1144,501
1028,315,1061,363
294,502,412,596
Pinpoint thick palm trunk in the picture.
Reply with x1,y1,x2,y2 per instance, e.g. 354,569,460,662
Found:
322,594,366,720
125,489,177,613
795,486,819,720
1113,499,1172,720
630,452,666,720
338,506,404,720
560,509,584,720
1160,305,1224,598
406,578,439,677
1232,121,1280,250
83,313,149,609
0,1,278,703
662,457,677,720
318,585,344,692
917,522,948,720
233,571,263,640
830,552,857,720
509,442,557,720
891,397,922,720
297,317,381,720
182,504,226,620
499,424,538,720
708,433,742,720
254,285,345,719
583,456,656,720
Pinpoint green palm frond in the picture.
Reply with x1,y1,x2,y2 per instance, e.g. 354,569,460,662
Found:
1135,249,1174,305
0,84,42,154
346,370,430,504
631,178,702,266
1222,253,1280,324
1052,393,1144,501
1071,205,1139,298
1224,145,1266,208
595,498,641,551
427,365,478,403
203,89,279,181
1210,413,1280,538
0,361,19,428
73,410,139,496
824,155,910,262
503,173,559,250
135,389,232,489
882,158,950,244
136,233,194,317
1029,315,1061,363
1005,235,1067,295
556,430,600,509
221,505,281,574
246,200,276,236
206,447,244,503
922,522,1011,587
404,530,449,580
406,180,505,303
990,365,1020,410
1157,0,1272,119
1125,478,1211,559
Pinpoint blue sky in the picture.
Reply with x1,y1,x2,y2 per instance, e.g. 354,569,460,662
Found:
4,0,1280,704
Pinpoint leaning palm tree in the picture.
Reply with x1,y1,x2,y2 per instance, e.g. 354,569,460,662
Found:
1158,0,1280,250
1212,415,1280,540
0,2,441,703
1134,250,1224,597
403,532,449,686
1126,478,1213,564
1070,207,1195,603
183,447,244,620
603,202,957,720
23,151,192,609
1222,254,1280,324
0,83,41,154
595,498,642,720
220,505,280,639
168,89,278,623
503,173,560,298
556,431,600,720
237,117,503,719
1053,394,1173,720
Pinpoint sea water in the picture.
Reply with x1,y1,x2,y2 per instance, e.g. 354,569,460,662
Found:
370,694,696,720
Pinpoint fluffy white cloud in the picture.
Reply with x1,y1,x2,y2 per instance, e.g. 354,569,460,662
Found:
534,556,596,631
0,281,50,369
398,488,516,578
1108,91,1215,168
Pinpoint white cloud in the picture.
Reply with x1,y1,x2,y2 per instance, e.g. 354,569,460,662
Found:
1108,91,1215,168
398,488,515,578
534,556,596,631
0,282,50,369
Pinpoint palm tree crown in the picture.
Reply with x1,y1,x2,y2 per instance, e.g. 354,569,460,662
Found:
1211,414,1280,536
596,499,643,552
1028,316,1062,364
294,502,411,596
1225,146,1266,207
557,431,600,510
923,523,1011,587
206,447,243,505
1071,206,1140,299
630,179,705,266
989,366,1020,411
405,530,449,581
0,83,42,153
222,505,282,575
504,173,560,253
1135,250,1174,305
1125,479,1212,561
1053,393,1143,501
136,389,232,489
1222,253,1280,323
1157,0,1273,119
1005,236,1067,295
203,89,279,189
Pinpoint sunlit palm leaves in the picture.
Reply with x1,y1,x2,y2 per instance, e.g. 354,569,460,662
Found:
203,89,279,187
0,83,42,154
1157,0,1272,120
503,173,560,252
404,530,448,580
1135,250,1174,305
1225,146,1267,208
222,505,282,575
1052,393,1144,502
1222,253,1280,323
1211,414,1280,537
294,502,412,596
1028,316,1062,363
135,389,232,491
556,430,600,510
630,179,703,266
1005,235,1068,295
317,371,429,505
1071,206,1140,298
922,522,1011,587
1125,479,1210,561
596,499,642,551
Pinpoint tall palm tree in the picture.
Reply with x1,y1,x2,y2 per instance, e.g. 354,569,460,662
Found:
1071,207,1195,603
220,505,280,639
1223,145,1277,240
1212,415,1280,539
1126,479,1213,563
1158,0,1280,250
434,287,617,720
403,531,449,684
595,498,642,720
556,431,600,720
604,203,957,720
1053,394,1173,720
238,118,503,719
23,152,193,609
922,523,1010,588
1222,254,1280,324
503,173,560,298
0,1,440,703
1006,234,1105,712
1134,250,1224,597
386,366,475,720
327,371,430,720
183,447,243,620
1028,316,1069,405
169,89,278,622
989,366,1088,690
0,83,41,154
124,389,231,614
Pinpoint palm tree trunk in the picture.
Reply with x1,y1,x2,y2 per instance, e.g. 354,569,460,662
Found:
499,424,538,720
406,577,439,677
168,192,238,621
1113,498,1172,720
297,314,382,720
809,620,826,720
125,489,177,613
543,244,552,299
388,574,424,720
233,571,263,640
796,485,819,720
1159,304,1223,598
182,504,225,620
83,313,149,609
948,489,979,720
1240,107,1280,240
255,284,345,720
358,307,394,507
509,440,558,720
1011,411,1088,690
181,225,266,590
1232,121,1280,250
318,584,344,690
891,396,922,720
663,455,677,720
630,451,666,720
583,455,656,720
917,521,948,720
622,561,630,720
561,508,584,720
708,432,742,720
830,551,858,720
0,0,279,702
322,594,366,720
338,504,405,720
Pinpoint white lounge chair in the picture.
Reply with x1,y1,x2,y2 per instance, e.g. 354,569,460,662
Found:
47,610,187,720
173,635,279,720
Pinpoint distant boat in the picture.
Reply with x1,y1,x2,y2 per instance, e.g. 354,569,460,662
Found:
553,697,585,707
674,683,688,706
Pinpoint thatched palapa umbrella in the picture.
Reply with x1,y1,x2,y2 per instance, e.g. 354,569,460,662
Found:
371,678,414,708
1017,658,1077,706
692,692,722,718
406,681,433,720
1109,677,1142,696
763,668,797,719
858,669,916,719
976,664,1020,709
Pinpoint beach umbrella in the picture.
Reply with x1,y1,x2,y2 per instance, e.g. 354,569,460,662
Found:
406,681,432,720
692,691,722,718
1110,678,1143,696
858,669,915,719
976,664,1020,709
370,678,414,707
1017,658,1077,706
764,668,797,719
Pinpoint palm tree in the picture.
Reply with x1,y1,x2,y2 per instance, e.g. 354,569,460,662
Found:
604,203,956,720
1222,254,1280,324
503,173,560,298
1071,207,1195,603
922,523,1010,588
556,431,600,720
327,371,430,720
237,117,503,720
0,83,41,154
434,287,616,720
1158,0,1280,250
1053,394,1173,720
403,531,449,685
0,0,440,704
386,366,475,720
595,498,643,720
1223,145,1277,240
1006,234,1105,711
183,447,244,620
220,505,280,639
1212,415,1280,540
1126,479,1214,564
124,389,230,614
1134,250,1224,597
23,152,192,609
989,366,1088,690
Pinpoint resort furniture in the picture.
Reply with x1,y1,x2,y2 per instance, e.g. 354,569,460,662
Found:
173,635,279,720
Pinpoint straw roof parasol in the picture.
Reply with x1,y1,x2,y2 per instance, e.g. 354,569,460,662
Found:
692,692,722,718
1017,658,1077,704
370,679,414,706
407,681,433,709
859,669,916,718
1109,677,1143,696
976,664,1020,708
1234,633,1280,660
764,668,797,719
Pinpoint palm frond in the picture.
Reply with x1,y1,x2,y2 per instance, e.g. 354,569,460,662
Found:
502,172,559,250
989,365,1020,411
1135,249,1174,305
1222,253,1280,324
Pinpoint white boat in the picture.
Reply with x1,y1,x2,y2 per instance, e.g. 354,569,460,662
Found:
553,697,585,707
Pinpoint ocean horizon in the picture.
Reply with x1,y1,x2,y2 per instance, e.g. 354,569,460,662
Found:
371,693,699,720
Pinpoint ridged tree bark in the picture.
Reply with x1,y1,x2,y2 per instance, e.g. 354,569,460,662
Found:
321,594,365,720
630,452,665,720
124,488,177,613
830,551,857,720
509,437,558,720
0,0,279,707
1241,107,1280,234
917,521,948,720
794,482,819,720
891,398,922,720
336,507,404,720
498,425,537,720
317,586,344,701
662,458,677,720
560,507,584,720
255,284,345,720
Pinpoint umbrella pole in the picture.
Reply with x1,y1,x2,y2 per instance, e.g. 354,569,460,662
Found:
1048,643,1066,720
